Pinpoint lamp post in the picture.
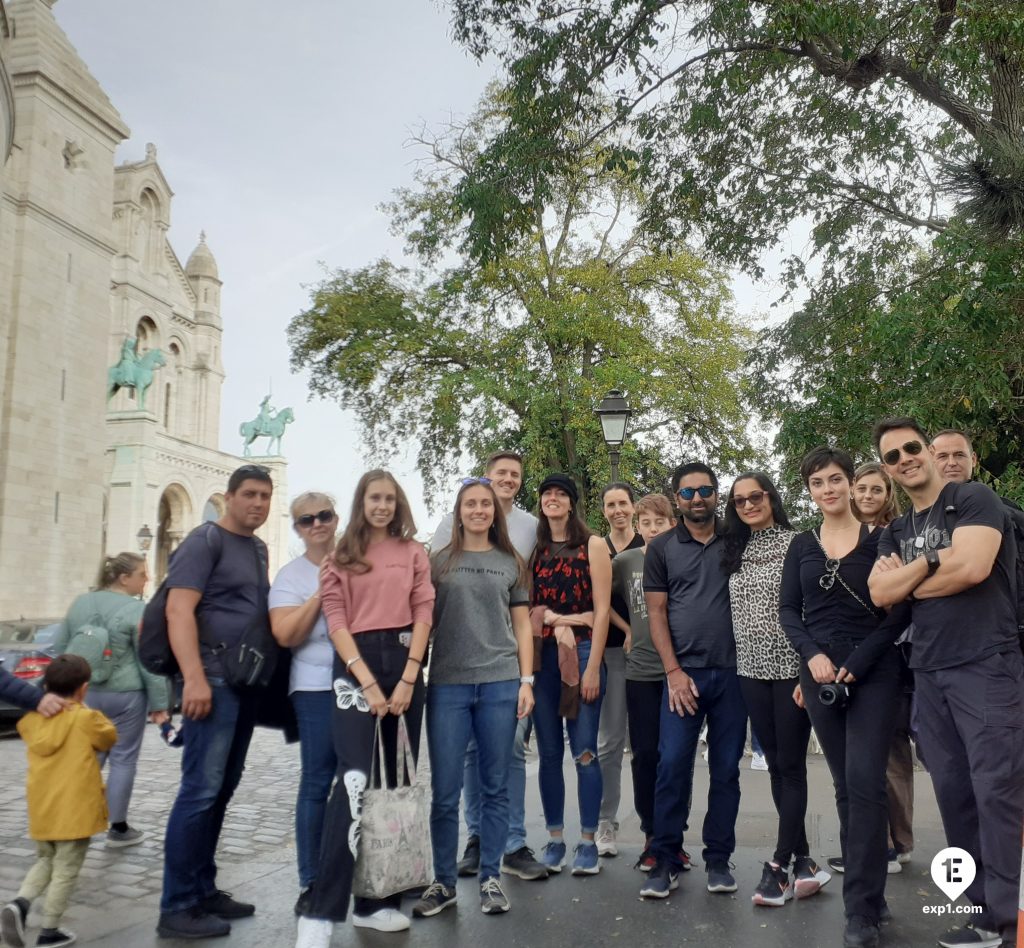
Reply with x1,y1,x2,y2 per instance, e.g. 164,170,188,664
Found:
594,389,632,482
136,524,154,553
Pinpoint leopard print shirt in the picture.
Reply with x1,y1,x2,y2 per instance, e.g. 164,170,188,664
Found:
729,526,800,680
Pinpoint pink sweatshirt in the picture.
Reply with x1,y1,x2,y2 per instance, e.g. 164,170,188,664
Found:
320,537,435,634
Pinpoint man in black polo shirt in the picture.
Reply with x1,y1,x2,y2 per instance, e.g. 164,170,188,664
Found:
639,462,747,900
869,417,1023,948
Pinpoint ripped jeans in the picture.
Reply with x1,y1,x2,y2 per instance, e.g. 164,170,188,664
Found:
532,637,606,834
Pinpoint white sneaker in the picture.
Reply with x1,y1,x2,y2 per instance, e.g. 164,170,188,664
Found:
750,752,769,771
352,908,410,932
295,917,333,948
595,820,618,857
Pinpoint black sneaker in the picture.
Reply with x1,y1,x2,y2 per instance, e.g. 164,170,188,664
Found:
751,862,791,907
412,881,457,918
156,906,231,939
457,835,481,877
1,898,29,948
199,890,254,919
705,859,737,893
639,860,678,899
34,930,76,948
293,887,313,917
937,925,1002,948
501,846,549,880
827,855,845,873
793,855,831,899
843,914,879,947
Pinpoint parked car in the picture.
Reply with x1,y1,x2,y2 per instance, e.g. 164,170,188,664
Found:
0,621,60,721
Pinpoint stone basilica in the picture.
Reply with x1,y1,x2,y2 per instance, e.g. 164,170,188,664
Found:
0,0,290,619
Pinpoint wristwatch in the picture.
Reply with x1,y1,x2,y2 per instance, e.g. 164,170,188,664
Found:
925,549,941,576
520,675,535,685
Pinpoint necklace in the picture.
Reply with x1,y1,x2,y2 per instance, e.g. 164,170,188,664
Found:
910,505,936,551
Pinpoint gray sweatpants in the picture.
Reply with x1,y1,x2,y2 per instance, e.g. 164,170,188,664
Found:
598,647,628,825
914,649,1024,938
86,689,147,824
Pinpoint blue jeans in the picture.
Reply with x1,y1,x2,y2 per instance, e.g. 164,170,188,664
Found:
652,665,747,866
531,637,606,834
291,689,337,888
161,682,257,913
427,680,520,885
462,716,529,852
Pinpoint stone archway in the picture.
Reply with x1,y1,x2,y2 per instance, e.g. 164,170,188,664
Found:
203,493,224,523
155,483,192,582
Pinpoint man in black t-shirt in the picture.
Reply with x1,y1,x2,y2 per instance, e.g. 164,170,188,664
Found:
157,465,273,941
868,418,1023,948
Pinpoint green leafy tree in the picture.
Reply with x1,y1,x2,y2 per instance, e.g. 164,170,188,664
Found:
288,93,756,515
446,1,1024,489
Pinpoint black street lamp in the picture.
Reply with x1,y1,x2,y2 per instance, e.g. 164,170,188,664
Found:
594,389,632,482
136,524,154,553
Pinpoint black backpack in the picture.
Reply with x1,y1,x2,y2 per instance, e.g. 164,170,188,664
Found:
138,523,223,677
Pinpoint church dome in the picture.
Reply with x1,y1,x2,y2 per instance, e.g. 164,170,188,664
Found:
185,231,219,280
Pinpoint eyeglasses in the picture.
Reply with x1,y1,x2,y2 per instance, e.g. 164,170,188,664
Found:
677,486,716,500
731,490,766,508
819,557,841,590
881,441,924,466
294,509,336,528
460,477,492,486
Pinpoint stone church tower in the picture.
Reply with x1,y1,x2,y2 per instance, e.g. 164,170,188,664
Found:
0,0,289,619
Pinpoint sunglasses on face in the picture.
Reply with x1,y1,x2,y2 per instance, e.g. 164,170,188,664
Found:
460,476,492,487
881,441,924,466
731,490,766,509
294,509,336,528
677,485,716,500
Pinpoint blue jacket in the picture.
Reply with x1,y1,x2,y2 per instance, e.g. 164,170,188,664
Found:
0,666,42,711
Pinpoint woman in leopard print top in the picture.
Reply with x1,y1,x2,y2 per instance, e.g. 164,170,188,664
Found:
722,472,830,909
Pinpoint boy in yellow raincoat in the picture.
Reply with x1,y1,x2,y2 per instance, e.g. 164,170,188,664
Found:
0,654,116,948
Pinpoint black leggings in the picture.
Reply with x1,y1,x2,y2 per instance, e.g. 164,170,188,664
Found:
800,649,900,922
625,679,663,836
738,676,811,867
309,630,425,922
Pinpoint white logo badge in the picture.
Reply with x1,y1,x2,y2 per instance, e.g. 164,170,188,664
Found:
930,847,976,902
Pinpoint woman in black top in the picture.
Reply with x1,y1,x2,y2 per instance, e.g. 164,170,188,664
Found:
779,448,907,948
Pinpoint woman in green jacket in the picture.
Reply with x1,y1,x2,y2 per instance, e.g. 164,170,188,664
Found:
56,553,170,847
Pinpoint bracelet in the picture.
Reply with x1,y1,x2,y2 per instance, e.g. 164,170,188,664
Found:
345,655,364,670
400,677,416,686
359,680,379,693
406,656,423,665
664,666,681,675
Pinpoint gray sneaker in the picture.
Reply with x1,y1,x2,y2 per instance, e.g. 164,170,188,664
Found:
106,826,145,848
479,877,510,914
411,881,456,918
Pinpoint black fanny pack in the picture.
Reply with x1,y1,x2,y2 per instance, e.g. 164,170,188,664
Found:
217,613,278,691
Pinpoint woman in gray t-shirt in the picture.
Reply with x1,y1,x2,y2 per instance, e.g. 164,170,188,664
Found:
414,479,535,919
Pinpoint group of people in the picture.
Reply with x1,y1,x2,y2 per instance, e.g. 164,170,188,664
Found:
0,418,1021,948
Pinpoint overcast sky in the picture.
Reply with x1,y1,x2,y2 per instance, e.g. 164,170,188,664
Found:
57,1,791,545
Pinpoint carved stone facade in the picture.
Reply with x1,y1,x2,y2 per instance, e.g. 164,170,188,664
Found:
0,1,289,618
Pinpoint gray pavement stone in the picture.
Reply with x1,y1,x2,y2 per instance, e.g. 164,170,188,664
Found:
0,722,978,947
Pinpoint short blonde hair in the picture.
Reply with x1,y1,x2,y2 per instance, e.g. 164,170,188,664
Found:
290,491,335,520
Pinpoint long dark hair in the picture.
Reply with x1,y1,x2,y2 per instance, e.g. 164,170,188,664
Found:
432,480,527,586
333,470,417,574
536,499,591,551
721,471,792,575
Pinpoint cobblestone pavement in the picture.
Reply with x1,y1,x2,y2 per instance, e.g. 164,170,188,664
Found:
0,724,979,947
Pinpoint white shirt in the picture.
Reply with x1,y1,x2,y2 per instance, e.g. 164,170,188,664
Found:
430,506,538,561
269,555,333,693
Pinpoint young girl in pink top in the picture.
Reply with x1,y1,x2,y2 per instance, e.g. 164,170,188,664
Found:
296,471,434,948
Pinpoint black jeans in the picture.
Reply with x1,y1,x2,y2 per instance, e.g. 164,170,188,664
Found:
801,648,900,922
739,676,811,868
308,630,425,922
625,679,663,836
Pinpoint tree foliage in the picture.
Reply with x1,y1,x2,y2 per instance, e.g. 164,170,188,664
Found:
446,1,1024,492
288,93,756,514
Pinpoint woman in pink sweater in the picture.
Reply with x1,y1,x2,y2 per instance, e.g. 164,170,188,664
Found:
296,470,434,948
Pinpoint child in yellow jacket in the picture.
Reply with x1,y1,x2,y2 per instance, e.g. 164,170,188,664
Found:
0,654,117,948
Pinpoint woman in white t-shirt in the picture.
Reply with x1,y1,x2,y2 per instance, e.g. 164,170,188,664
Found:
269,491,338,916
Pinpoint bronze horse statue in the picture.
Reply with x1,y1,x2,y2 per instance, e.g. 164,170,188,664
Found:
107,348,166,412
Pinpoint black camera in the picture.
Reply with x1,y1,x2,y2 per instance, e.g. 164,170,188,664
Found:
818,682,851,708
